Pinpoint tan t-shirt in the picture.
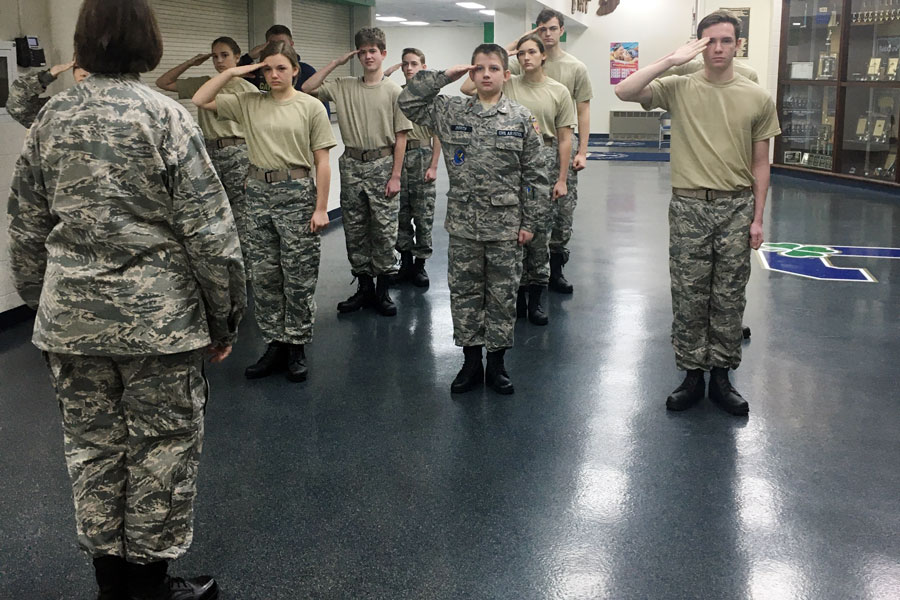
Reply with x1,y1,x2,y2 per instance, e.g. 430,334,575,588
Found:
665,56,760,83
176,75,258,140
642,73,781,191
408,122,433,143
511,51,593,104
216,91,337,170
318,76,412,149
504,75,576,139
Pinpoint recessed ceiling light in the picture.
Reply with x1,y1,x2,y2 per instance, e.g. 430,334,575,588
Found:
376,16,407,22
456,2,486,9
401,21,430,26
479,9,495,16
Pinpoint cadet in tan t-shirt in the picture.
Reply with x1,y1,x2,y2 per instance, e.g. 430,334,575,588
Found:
616,11,781,416
462,34,576,326
506,8,593,294
303,27,413,317
194,41,337,383
156,37,260,262
387,48,443,288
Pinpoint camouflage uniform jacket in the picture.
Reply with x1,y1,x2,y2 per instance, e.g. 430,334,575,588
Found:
7,69,55,129
8,74,247,356
399,70,550,242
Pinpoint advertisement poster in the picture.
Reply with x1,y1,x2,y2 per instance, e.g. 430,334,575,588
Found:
721,7,750,57
610,42,638,84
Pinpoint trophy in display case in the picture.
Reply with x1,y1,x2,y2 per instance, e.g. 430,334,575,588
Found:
818,11,840,80
871,117,888,143
855,114,872,141
889,57,899,80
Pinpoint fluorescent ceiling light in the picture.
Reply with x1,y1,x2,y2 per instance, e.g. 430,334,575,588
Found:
479,9,495,16
456,2,486,9
401,21,430,26
376,16,407,22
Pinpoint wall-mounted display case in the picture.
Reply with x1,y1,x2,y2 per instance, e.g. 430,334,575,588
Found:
776,0,900,186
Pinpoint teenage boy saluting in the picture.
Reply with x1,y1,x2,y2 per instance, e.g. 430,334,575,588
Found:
385,48,443,288
303,27,412,316
615,11,781,415
399,44,550,395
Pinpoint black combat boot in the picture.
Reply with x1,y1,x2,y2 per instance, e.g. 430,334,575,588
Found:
549,251,574,294
244,342,288,379
127,561,219,600
485,349,514,395
411,258,430,288
450,345,484,393
395,250,414,283
666,369,705,411
286,344,308,382
94,555,127,600
527,284,549,326
374,275,397,316
337,274,375,313
709,367,749,416
516,287,528,319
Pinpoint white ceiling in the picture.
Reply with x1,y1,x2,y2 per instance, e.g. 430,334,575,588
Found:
375,0,496,27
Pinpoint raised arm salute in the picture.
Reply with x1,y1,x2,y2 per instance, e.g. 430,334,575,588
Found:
399,45,550,396
195,41,337,384
616,11,781,417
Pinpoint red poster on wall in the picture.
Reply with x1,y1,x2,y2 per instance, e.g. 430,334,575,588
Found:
610,42,639,84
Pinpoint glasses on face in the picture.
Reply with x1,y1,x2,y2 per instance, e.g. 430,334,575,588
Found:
537,26,560,35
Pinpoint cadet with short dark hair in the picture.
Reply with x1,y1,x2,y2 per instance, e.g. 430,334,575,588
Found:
399,44,550,395
8,1,246,598
615,10,781,416
303,27,413,316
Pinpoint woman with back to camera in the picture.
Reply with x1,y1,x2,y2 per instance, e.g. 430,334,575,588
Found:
7,0,245,598
193,40,336,384
461,34,576,327
156,36,258,257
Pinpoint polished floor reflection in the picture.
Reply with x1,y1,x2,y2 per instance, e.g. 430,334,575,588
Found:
1,163,898,599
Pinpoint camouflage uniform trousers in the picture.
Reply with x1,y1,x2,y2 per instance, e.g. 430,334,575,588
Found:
209,144,251,265
44,350,207,563
245,177,321,345
549,134,579,256
669,189,754,371
397,147,436,259
521,143,558,286
339,153,399,276
449,235,523,352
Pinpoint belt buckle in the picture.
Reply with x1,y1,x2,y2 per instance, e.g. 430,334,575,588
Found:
705,189,712,200
363,149,373,161
265,171,275,183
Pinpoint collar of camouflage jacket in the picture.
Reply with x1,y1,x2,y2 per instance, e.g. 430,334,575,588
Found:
465,94,510,117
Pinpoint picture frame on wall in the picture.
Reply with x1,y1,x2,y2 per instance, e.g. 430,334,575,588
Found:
721,7,750,57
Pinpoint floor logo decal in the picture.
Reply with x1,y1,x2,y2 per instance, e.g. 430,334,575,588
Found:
756,243,900,283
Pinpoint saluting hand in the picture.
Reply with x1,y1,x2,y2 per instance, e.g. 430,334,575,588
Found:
228,63,265,76
337,49,360,66
445,65,476,82
667,38,709,66
49,60,75,77
384,63,402,77
310,209,330,233
188,53,213,67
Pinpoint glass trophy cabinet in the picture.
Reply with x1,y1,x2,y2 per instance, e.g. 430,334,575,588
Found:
776,0,900,185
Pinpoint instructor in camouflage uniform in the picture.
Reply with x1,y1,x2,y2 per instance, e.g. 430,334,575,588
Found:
7,1,245,599
616,11,780,415
399,44,550,395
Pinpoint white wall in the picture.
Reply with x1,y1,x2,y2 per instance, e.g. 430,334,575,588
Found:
380,25,485,96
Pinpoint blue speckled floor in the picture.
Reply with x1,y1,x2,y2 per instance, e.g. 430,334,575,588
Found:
1,162,898,599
